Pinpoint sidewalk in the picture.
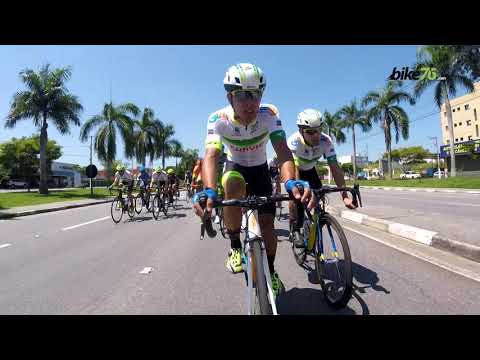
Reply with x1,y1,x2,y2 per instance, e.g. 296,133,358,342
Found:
0,197,114,219
356,186,480,194
327,197,480,263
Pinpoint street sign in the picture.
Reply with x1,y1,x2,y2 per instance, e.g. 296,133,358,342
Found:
85,165,98,179
440,139,480,158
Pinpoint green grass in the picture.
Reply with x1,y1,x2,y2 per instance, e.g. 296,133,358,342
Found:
345,177,480,189
0,188,112,209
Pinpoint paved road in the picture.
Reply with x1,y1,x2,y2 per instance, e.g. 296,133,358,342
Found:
328,188,480,247
1,194,480,314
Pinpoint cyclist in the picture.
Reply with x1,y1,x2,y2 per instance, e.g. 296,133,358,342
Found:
109,164,134,207
185,170,193,195
166,168,179,204
287,109,357,249
150,166,168,192
192,159,203,194
268,156,281,196
193,63,314,296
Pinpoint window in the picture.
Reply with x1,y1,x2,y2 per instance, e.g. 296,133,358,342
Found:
447,139,450,144
467,120,472,126
468,136,473,141
475,108,478,121
455,138,458,142
457,107,461,111
459,122,463,126
477,124,479,137
453,109,456,112
444,111,447,117
445,125,448,130
465,104,470,110
454,123,457,127
460,137,464,141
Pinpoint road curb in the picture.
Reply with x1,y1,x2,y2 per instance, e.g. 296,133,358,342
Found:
357,186,480,194
0,198,114,219
326,205,480,263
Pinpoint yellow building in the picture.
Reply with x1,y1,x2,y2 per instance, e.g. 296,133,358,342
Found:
440,81,480,145
439,82,480,176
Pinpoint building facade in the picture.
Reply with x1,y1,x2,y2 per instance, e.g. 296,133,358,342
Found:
439,81,480,176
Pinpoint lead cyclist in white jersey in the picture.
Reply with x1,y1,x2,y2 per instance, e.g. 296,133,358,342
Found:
287,109,357,248
193,63,315,296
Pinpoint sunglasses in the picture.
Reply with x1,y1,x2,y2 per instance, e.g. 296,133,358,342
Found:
230,89,263,101
304,128,322,135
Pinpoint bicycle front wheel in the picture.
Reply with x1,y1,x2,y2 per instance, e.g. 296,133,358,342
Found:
127,198,135,219
252,240,273,315
110,198,123,224
315,213,353,310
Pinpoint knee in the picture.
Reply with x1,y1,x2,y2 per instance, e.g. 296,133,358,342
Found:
222,171,246,198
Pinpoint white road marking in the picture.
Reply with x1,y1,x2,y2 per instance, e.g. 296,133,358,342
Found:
0,243,12,249
62,216,110,231
342,225,480,283
140,267,153,274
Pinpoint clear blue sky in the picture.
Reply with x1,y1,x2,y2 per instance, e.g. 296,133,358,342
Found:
0,45,470,169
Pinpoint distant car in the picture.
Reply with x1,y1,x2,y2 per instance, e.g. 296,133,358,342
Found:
433,170,445,177
400,171,421,179
6,179,28,189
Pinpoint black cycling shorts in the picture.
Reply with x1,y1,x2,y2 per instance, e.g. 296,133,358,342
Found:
298,167,322,190
121,180,134,192
224,161,275,215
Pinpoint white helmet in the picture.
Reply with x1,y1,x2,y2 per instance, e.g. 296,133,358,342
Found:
223,63,266,92
296,109,323,128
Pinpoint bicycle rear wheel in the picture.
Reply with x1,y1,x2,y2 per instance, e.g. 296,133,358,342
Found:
252,240,273,315
152,194,161,220
134,194,143,214
110,198,123,224
315,213,353,309
127,197,136,219
162,192,169,216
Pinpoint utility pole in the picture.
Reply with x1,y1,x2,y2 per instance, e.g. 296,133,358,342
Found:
90,136,93,196
429,136,441,179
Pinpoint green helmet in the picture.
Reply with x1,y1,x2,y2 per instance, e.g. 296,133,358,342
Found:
155,166,163,173
116,164,126,171
167,168,175,175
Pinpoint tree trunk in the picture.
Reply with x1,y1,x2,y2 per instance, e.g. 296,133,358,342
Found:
352,125,357,181
443,84,456,177
384,118,393,180
162,141,166,169
39,116,49,195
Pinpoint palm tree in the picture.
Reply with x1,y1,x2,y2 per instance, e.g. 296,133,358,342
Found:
323,110,346,144
132,108,163,167
362,81,415,179
155,122,178,169
79,102,139,171
338,100,372,180
5,64,83,194
414,45,475,177
169,140,183,170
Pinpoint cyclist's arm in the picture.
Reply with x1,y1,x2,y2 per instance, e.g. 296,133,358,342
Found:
328,159,348,198
203,147,219,190
271,139,296,183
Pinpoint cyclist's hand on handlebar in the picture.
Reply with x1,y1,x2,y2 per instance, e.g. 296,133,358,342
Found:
285,180,316,210
342,192,357,209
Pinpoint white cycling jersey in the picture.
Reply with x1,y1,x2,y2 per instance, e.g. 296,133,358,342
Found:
287,131,337,171
151,171,168,184
114,170,133,183
205,104,286,167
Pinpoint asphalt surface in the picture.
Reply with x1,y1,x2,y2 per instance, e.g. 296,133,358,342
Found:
1,193,480,315
328,188,480,247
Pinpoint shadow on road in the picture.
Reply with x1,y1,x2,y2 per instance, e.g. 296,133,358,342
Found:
279,259,389,315
132,216,154,222
352,262,390,295
276,287,357,315
166,213,187,219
